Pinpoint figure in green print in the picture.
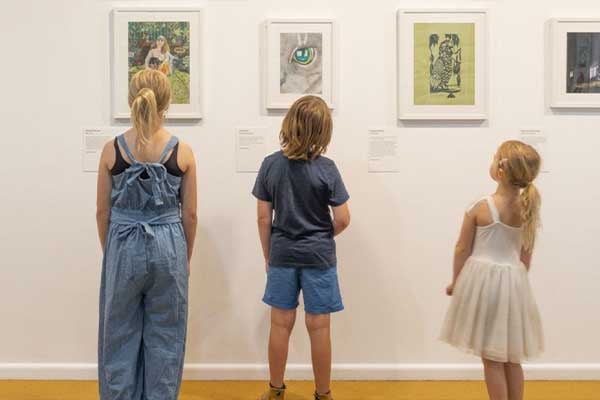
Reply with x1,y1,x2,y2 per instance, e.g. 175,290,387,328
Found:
414,23,475,106
429,33,462,98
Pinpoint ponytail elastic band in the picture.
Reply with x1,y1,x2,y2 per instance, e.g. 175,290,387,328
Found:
513,181,530,189
136,88,153,98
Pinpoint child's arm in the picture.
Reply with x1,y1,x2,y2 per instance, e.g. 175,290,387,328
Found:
257,199,273,271
179,142,198,270
96,141,114,251
447,209,477,295
332,202,351,236
520,247,533,271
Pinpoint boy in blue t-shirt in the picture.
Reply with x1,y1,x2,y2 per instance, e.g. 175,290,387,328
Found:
253,96,351,400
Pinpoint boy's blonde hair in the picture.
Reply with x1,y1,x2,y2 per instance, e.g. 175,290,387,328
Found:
128,69,171,149
280,96,332,160
497,140,542,252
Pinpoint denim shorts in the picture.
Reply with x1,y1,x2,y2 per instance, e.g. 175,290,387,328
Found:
263,265,344,314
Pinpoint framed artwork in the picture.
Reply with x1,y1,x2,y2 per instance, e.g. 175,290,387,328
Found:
550,18,600,108
397,9,488,120
111,8,202,120
264,19,336,109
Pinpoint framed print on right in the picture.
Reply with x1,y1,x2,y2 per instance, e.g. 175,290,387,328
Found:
550,18,600,108
397,9,488,120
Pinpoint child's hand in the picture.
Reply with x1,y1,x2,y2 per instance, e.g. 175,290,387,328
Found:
446,283,454,296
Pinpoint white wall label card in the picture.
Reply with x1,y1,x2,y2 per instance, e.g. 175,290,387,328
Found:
82,127,118,172
368,129,399,173
520,128,549,173
236,127,268,172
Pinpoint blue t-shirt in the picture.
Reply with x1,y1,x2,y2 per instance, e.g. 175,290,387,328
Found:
252,151,349,268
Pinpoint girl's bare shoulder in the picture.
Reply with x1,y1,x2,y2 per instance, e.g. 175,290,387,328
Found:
100,138,116,170
176,140,195,173
466,197,493,226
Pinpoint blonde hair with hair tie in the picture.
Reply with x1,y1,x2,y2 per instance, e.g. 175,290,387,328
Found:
280,95,332,160
497,140,542,251
128,69,171,149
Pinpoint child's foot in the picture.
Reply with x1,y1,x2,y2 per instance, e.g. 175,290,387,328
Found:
259,383,286,400
314,391,333,400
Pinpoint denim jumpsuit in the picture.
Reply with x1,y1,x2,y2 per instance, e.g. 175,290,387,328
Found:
98,134,188,400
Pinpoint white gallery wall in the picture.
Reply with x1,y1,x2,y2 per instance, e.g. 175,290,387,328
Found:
1,0,600,380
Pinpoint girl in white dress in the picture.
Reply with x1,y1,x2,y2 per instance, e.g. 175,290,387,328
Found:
441,140,544,400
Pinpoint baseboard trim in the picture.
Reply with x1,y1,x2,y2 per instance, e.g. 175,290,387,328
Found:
1,363,598,381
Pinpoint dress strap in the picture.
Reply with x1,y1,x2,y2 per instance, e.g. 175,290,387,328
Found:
158,136,179,164
485,196,500,223
117,134,138,164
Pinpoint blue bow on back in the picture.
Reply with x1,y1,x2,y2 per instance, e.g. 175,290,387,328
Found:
116,221,155,241
125,162,167,206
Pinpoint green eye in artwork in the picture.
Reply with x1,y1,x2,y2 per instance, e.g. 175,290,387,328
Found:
291,47,317,65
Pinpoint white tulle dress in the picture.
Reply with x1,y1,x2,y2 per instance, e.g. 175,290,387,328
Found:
440,196,544,363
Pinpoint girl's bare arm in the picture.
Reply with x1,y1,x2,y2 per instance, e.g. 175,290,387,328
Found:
447,206,478,295
179,142,198,268
96,142,114,251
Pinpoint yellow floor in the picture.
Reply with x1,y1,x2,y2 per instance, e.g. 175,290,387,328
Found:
0,380,598,400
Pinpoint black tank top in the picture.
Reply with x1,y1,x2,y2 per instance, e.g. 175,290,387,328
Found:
110,138,184,177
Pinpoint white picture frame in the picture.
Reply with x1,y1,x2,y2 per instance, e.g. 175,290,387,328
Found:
264,19,336,110
397,9,488,120
550,18,600,109
111,7,203,120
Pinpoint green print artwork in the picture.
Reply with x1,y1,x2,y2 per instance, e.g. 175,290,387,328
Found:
414,23,475,106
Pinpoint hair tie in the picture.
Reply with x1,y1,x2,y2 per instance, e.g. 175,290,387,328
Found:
136,88,153,98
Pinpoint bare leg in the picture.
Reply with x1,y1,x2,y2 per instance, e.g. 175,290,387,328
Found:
504,362,524,400
305,313,332,396
268,307,296,388
482,358,508,400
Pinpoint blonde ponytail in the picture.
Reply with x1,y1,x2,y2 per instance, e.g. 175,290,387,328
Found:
130,87,159,148
497,140,542,252
128,69,171,150
520,182,541,252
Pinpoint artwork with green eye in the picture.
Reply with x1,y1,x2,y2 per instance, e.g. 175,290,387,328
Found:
293,47,317,65
280,32,323,94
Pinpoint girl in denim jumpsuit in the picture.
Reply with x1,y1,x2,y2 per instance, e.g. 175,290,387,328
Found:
96,69,197,400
